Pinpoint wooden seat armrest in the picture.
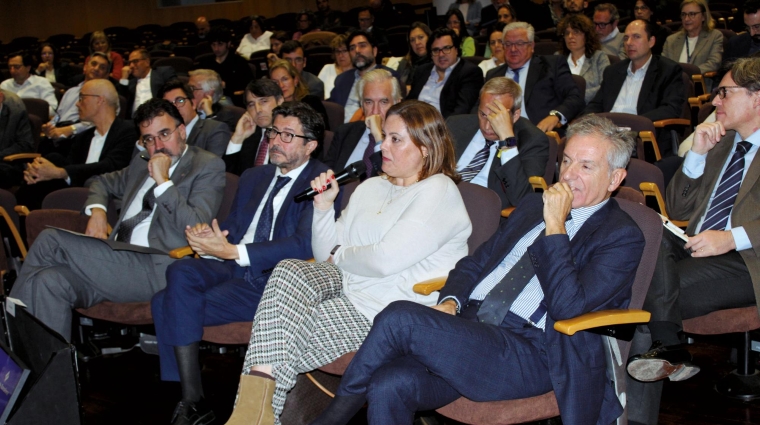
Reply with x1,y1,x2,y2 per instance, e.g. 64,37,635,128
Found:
412,277,448,295
501,207,515,218
554,309,651,336
698,94,711,103
169,246,195,259
653,118,691,128
529,176,548,191
4,153,41,162
704,71,718,78
14,205,30,217
670,219,689,229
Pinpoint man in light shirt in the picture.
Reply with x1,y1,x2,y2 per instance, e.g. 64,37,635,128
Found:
9,98,226,341
119,49,177,117
0,53,58,118
595,3,626,59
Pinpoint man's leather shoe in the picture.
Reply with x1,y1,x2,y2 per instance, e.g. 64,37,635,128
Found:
627,341,700,382
171,398,216,425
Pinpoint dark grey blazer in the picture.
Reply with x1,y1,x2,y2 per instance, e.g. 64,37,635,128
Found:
186,117,231,157
323,121,367,172
448,114,549,209
0,89,34,157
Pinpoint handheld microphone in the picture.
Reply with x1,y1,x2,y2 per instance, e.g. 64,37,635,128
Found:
294,161,367,202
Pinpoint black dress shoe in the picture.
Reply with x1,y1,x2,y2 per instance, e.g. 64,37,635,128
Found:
627,340,700,382
170,398,216,425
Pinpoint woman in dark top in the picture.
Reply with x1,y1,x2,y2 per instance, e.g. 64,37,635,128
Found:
396,22,433,87
269,59,330,132
34,43,76,87
632,0,671,56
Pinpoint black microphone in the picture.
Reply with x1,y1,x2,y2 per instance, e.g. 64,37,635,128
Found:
294,161,367,202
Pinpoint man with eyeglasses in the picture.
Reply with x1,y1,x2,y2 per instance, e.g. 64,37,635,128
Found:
407,28,483,118
724,0,760,64
194,27,254,102
485,22,585,133
280,40,325,99
225,79,285,175
358,6,391,57
9,98,226,342
328,30,404,123
158,79,230,157
594,3,626,59
625,56,760,424
14,79,136,211
0,53,58,118
187,69,244,134
119,49,177,118
150,102,334,425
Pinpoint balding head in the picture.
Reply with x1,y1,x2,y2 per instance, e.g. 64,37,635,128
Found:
196,16,210,38
79,80,118,122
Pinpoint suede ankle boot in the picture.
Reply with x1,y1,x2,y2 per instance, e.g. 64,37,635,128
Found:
224,373,276,425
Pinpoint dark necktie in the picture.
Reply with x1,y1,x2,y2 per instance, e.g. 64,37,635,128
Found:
116,184,157,243
254,135,270,167
459,140,495,182
253,176,292,243
701,141,753,231
476,230,545,326
510,67,523,84
362,133,377,179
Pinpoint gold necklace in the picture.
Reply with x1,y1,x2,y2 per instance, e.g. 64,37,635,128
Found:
376,178,418,214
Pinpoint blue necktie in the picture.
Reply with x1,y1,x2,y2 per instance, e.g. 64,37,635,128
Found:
701,141,752,231
459,140,495,182
510,67,523,84
253,176,291,243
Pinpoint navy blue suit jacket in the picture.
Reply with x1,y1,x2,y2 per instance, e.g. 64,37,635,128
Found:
220,159,333,284
327,64,404,107
439,194,645,425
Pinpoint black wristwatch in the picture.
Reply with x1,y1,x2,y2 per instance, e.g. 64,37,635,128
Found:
499,137,518,149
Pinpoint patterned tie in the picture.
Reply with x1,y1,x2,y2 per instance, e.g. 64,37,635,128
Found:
459,140,495,182
115,184,157,243
362,133,377,179
510,67,523,84
700,141,753,231
253,176,292,243
254,135,270,167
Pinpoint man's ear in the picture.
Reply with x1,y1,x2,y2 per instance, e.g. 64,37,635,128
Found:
512,108,521,122
305,138,318,156
608,168,627,192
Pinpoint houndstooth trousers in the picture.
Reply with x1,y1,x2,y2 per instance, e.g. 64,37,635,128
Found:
241,259,372,423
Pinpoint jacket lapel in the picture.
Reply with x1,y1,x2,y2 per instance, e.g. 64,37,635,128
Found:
187,118,202,146
637,56,658,114
524,56,542,104
241,166,276,235
274,161,314,234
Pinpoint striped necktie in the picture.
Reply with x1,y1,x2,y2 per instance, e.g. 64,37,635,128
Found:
701,141,753,231
459,140,495,182
254,135,269,167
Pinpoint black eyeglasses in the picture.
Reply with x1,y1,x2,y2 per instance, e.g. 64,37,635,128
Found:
431,45,455,55
141,126,180,146
265,127,309,143
594,21,614,29
169,97,190,107
716,85,742,99
680,11,702,19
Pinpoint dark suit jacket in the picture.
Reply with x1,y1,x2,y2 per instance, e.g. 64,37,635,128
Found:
323,121,382,178
583,55,685,123
224,126,263,176
121,66,177,118
209,103,245,134
0,89,34,158
186,117,230,157
196,53,254,98
448,114,549,209
485,55,585,126
440,194,645,425
221,159,330,284
724,33,754,65
328,64,405,107
63,117,137,187
407,60,484,119
87,145,226,252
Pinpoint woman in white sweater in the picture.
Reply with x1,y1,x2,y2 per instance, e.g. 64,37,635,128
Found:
225,101,472,425
236,15,273,60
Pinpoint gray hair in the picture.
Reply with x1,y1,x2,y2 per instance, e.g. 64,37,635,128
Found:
566,114,635,170
480,77,523,110
355,68,403,104
503,22,535,42
594,3,620,21
730,57,760,93
188,69,223,103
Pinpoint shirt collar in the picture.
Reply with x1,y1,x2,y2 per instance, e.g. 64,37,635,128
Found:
736,127,760,146
140,70,152,82
277,158,310,179
627,54,652,76
601,27,620,43
569,198,610,227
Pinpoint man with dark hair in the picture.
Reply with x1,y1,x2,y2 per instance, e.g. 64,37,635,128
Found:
328,30,403,122
564,0,590,17
724,0,760,63
195,27,254,100
9,98,226,341
279,40,325,99
595,3,626,59
584,19,685,156
159,79,230,157
407,27,483,118
1,53,58,117
119,49,177,117
224,79,284,175
357,7,390,58
368,0,399,29
0,89,34,189
152,102,334,425
316,0,343,30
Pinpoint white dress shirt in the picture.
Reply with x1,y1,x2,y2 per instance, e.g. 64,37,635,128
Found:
505,62,530,120
611,54,653,114
236,31,273,60
456,129,520,187
49,82,94,136
478,57,500,77
567,53,586,75
225,128,268,165
131,70,153,115
0,75,58,117
84,127,109,164
418,59,460,112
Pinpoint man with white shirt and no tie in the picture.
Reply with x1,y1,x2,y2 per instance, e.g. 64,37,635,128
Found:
0,53,58,118
119,49,177,118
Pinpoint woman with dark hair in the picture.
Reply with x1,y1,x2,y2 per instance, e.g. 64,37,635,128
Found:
557,14,610,103
237,15,273,60
35,43,75,87
448,0,482,36
480,24,506,76
267,30,291,67
223,100,471,425
662,0,723,74
318,34,353,99
269,60,330,130
87,31,122,81
393,22,433,87
632,0,671,55
293,11,319,40
446,9,476,57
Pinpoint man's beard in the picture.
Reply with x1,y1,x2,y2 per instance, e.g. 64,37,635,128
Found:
352,54,375,71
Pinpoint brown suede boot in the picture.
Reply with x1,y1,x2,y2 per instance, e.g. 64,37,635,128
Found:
224,374,276,425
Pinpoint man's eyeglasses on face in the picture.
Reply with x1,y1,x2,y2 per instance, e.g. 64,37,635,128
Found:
8,64,23,70
141,126,180,146
265,127,309,143
78,93,101,102
169,97,190,107
503,41,532,49
717,86,742,99
680,11,702,19
189,86,204,92
594,21,613,29
431,45,455,55
127,58,147,66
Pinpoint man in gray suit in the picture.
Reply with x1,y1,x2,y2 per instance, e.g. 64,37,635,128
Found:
0,89,34,189
448,77,549,210
9,98,226,340
159,79,230,157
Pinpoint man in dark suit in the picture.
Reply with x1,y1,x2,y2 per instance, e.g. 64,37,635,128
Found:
486,22,585,133
159,79,230,157
9,98,226,341
449,77,549,210
119,49,177,118
151,102,334,425
324,68,402,179
224,79,284,175
0,89,34,189
312,114,645,425
188,69,245,133
357,7,391,59
583,19,685,156
724,0,760,64
15,79,136,210
194,27,254,100
407,28,483,119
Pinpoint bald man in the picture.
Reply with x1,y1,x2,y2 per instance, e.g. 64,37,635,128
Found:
15,79,137,210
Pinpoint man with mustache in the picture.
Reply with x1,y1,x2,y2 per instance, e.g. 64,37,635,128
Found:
9,98,226,341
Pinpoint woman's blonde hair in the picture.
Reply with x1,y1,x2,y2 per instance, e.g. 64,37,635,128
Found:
269,59,308,101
